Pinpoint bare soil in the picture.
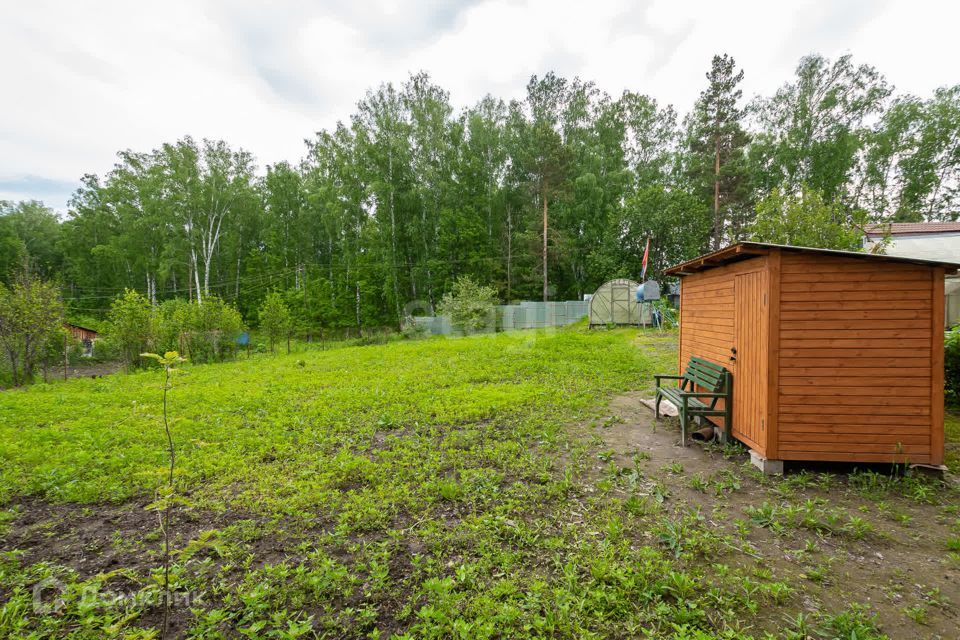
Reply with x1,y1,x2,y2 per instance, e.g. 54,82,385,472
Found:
575,391,960,639
0,498,275,636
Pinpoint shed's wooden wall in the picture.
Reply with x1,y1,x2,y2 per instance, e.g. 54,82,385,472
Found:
678,256,768,450
775,252,941,464
64,325,98,342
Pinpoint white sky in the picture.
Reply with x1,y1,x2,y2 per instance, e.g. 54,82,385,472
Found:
2,0,958,211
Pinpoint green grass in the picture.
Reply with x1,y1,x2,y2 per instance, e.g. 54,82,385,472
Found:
946,412,960,472
0,327,951,638
0,329,667,507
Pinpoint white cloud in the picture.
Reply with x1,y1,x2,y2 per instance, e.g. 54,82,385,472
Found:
1,0,958,210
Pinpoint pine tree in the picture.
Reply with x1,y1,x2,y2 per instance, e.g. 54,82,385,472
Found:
685,54,752,249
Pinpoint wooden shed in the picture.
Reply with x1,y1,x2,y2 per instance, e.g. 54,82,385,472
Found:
64,323,98,343
664,242,958,468
64,323,99,357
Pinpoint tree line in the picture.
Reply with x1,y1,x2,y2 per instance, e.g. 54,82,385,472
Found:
2,52,959,333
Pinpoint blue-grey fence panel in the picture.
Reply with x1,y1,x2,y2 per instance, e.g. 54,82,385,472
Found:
413,301,589,335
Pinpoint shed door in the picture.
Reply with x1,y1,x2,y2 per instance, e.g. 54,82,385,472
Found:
732,270,768,452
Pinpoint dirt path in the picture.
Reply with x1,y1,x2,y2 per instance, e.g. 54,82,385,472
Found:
571,391,960,638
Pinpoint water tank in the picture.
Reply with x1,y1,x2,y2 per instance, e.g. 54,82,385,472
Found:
642,280,661,301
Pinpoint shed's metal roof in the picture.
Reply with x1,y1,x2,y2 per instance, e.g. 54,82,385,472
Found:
664,242,960,276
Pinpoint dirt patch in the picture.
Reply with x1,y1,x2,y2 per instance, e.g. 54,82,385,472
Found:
572,390,737,474
1,498,269,579
575,391,960,638
0,362,123,391
54,361,123,381
0,498,278,637
0,494,425,637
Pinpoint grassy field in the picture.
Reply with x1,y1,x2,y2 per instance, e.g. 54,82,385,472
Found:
1,328,958,639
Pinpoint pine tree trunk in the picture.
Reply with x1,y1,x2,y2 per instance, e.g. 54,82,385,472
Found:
713,133,721,250
506,205,513,301
542,191,549,302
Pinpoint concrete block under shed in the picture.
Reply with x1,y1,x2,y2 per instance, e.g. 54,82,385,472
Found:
750,450,784,475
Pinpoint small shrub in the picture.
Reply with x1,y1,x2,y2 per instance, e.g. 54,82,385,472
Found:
258,292,292,353
438,276,498,335
103,289,152,369
105,293,244,368
401,317,430,340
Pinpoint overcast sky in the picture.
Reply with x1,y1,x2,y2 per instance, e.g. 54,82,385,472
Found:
2,0,958,211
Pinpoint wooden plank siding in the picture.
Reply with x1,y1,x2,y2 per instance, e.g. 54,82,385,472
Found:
672,243,949,466
775,253,937,464
931,268,945,465
678,256,768,447
732,269,769,453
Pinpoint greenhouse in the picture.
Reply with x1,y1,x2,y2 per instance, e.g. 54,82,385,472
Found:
588,278,646,327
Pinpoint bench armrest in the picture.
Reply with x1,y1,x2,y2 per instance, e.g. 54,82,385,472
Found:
654,374,684,389
677,391,728,398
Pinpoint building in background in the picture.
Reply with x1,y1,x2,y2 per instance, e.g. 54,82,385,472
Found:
63,323,98,356
864,222,960,327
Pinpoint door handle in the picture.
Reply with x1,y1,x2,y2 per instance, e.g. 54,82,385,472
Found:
730,346,737,362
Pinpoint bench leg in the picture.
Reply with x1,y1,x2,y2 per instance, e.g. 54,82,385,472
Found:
654,393,661,419
721,371,732,443
680,398,688,447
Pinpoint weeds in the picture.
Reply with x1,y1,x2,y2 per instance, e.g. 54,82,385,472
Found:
903,603,928,625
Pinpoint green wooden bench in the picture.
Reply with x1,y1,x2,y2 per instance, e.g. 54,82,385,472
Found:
654,356,732,445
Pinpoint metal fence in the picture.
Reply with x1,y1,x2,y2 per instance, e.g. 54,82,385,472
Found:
413,300,589,336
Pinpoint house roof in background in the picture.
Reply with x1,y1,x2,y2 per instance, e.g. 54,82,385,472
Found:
63,322,99,334
664,242,960,276
864,222,960,236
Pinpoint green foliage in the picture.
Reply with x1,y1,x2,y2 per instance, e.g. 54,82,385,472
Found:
105,291,243,368
258,291,292,352
946,325,960,405
864,86,960,220
170,296,243,363
593,185,710,283
751,187,867,250
103,289,153,369
816,604,886,640
751,54,891,203
0,215,26,284
37,325,77,379
0,200,62,279
684,53,753,247
437,276,499,334
0,272,65,386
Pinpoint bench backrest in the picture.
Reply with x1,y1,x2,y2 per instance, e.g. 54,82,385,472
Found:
682,356,729,394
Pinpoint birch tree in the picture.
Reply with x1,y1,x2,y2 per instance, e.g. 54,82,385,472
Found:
161,138,256,303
